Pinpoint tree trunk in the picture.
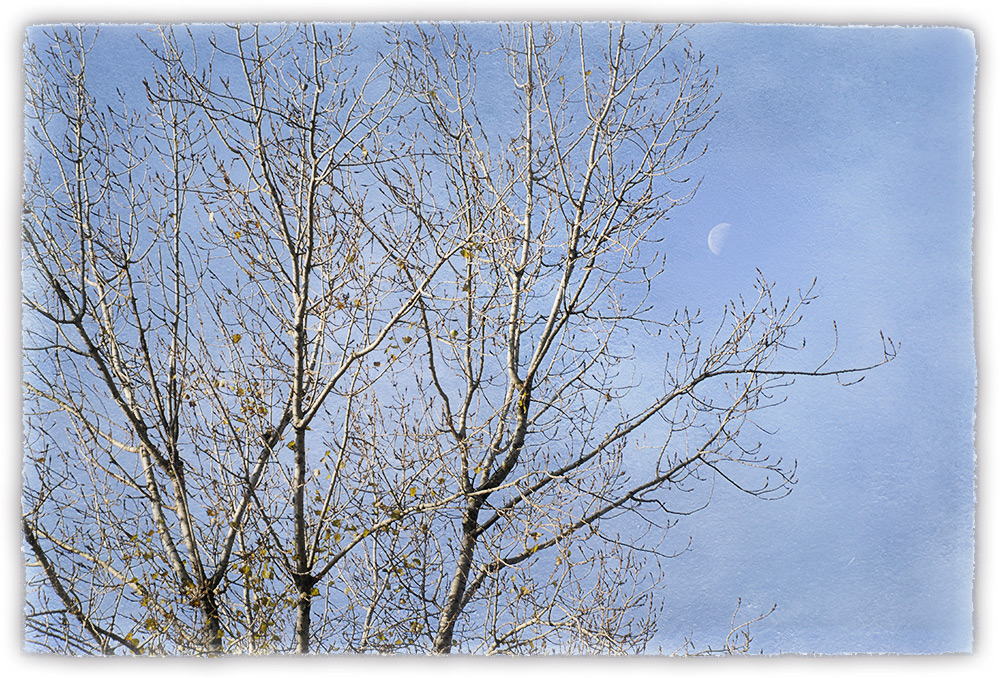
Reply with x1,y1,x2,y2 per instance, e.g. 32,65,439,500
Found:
295,588,312,654
200,593,224,655
432,503,480,653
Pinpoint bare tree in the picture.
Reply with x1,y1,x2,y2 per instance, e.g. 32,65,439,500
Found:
22,22,895,656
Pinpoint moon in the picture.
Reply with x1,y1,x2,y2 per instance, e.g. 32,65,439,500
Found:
708,222,732,255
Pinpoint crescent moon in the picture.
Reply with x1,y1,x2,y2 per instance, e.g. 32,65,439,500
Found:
708,222,731,255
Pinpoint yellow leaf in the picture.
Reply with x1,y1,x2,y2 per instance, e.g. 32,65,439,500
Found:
409,487,416,498
231,333,242,343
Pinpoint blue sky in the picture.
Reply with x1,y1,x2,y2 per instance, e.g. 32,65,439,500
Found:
13,17,977,659
644,24,975,653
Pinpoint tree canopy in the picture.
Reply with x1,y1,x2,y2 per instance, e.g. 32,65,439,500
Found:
21,22,895,655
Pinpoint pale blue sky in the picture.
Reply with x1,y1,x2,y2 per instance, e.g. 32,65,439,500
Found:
647,23,975,653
